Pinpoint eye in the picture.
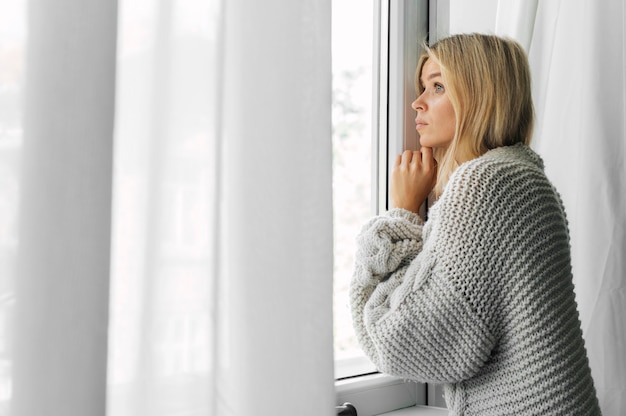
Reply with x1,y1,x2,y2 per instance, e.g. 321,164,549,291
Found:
434,83,445,93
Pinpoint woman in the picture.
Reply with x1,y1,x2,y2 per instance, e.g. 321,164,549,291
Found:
350,34,601,415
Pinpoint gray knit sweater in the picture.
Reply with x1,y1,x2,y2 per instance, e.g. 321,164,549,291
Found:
350,144,601,415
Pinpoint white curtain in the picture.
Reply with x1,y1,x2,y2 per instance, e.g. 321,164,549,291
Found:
12,0,116,414
448,1,626,414
3,0,335,415
528,1,626,414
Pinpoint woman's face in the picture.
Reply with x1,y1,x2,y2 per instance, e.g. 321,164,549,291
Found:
412,59,456,149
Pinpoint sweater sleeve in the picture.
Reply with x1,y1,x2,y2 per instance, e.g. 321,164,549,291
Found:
350,162,501,384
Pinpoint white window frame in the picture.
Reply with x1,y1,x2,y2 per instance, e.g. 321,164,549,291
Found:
335,0,450,414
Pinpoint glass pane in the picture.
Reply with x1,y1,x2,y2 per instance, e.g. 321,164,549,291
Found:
332,0,376,377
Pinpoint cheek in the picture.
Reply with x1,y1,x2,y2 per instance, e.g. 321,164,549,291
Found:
439,103,456,137
445,114,456,134
444,102,456,123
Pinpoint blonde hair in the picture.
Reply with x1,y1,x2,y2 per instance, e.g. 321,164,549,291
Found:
416,34,534,196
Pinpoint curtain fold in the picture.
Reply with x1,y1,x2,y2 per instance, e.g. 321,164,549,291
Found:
528,1,626,414
13,0,117,415
216,1,334,413
495,0,538,51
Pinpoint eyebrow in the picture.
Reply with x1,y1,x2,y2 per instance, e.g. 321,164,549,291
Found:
420,72,442,85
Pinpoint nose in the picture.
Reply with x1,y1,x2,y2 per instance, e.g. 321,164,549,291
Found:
412,93,425,111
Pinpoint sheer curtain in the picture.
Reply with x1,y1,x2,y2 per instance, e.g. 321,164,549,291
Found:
3,0,334,415
448,1,625,414
528,1,626,414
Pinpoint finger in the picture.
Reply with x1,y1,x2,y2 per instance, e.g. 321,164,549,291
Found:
411,150,421,167
401,150,413,167
394,154,402,168
420,146,435,170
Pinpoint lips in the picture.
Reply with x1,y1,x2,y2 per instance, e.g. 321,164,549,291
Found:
415,119,428,130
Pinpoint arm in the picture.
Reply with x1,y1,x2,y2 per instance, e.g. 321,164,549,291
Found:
351,162,499,384
350,208,426,371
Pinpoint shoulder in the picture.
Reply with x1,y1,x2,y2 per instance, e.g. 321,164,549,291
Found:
443,144,551,205
451,144,546,191
431,144,560,232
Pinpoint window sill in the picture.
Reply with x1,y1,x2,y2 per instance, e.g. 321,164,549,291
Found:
378,405,448,416
334,355,377,379
336,373,426,416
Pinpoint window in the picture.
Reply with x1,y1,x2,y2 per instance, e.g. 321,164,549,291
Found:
332,0,436,413
331,0,376,379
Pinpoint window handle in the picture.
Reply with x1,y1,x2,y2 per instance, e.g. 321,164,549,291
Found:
336,402,357,416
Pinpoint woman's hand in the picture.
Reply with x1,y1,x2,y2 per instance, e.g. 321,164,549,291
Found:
390,147,437,213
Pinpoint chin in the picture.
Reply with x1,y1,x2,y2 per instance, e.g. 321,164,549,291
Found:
419,138,437,148
420,138,452,149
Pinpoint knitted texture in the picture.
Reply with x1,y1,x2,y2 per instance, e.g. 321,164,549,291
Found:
350,144,601,415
